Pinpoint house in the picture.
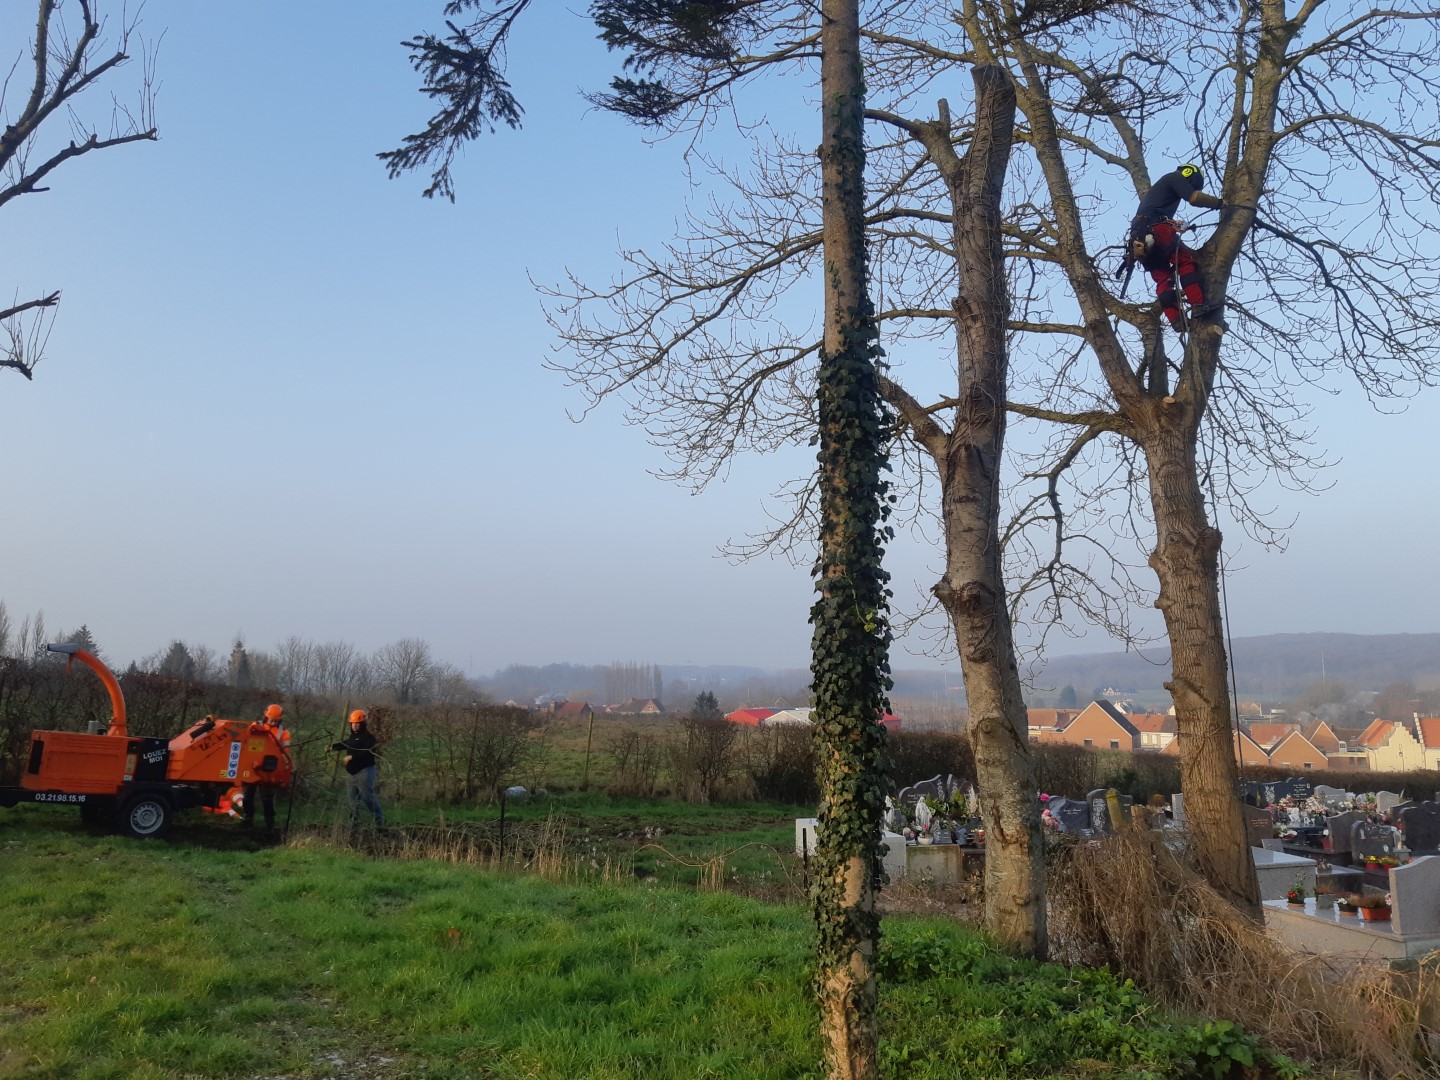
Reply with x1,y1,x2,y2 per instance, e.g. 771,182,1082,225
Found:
1265,729,1327,771
1355,718,1425,772
1304,719,1342,754
1166,727,1268,763
1241,721,1300,752
608,698,666,715
1308,719,1368,769
1231,728,1268,767
551,700,594,720
1417,717,1440,770
1129,712,1177,752
725,708,776,726
1026,708,1075,734
1053,700,1140,752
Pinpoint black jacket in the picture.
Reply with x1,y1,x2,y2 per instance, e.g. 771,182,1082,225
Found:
333,725,378,775
1134,169,1204,227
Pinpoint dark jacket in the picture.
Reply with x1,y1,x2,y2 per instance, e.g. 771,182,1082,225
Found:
333,725,378,775
1134,168,1205,227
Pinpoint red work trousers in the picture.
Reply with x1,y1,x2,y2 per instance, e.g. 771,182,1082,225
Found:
1145,221,1204,325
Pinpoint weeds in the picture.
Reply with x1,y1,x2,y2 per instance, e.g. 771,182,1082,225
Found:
1047,829,1436,1079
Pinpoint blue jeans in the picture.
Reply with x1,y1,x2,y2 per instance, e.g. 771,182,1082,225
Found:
346,766,383,825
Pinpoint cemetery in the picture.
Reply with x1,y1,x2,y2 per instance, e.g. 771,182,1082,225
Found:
802,771,1440,961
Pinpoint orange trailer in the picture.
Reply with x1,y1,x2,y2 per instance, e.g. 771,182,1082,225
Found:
0,644,293,838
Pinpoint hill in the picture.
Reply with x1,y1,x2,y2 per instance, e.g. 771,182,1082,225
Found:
1029,631,1440,702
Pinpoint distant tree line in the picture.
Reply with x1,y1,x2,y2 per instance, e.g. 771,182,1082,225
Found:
0,601,472,708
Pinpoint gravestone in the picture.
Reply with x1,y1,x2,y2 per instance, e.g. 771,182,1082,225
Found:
1376,790,1403,815
1326,810,1366,857
1238,781,1267,807
1048,797,1089,833
1315,784,1350,809
1400,802,1440,855
1289,777,1314,800
1390,800,1418,822
1087,789,1113,834
1353,822,1398,864
1263,779,1292,806
1171,792,1184,825
1391,856,1440,937
896,775,946,809
1241,802,1273,847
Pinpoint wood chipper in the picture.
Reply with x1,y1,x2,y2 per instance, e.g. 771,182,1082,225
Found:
0,643,293,838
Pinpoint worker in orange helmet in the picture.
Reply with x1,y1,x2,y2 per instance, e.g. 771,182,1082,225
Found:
261,703,292,750
242,704,290,832
331,709,383,826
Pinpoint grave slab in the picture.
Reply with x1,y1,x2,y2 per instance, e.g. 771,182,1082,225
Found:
1264,900,1440,960
1252,846,1316,901
1391,856,1440,937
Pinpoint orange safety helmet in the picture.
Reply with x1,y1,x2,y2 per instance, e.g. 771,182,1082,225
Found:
349,709,367,725
264,704,284,722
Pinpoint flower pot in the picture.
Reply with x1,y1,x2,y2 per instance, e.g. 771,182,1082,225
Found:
1359,905,1392,922
917,835,934,846
1337,905,1357,916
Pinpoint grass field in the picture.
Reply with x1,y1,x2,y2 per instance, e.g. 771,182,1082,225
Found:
0,803,1302,1080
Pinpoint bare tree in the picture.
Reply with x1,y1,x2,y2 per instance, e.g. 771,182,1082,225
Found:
314,639,367,697
668,714,743,804
275,635,316,694
2,0,157,380
421,701,547,803
526,0,1440,910
372,637,435,705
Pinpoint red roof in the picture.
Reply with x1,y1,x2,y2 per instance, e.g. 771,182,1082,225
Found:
1355,718,1395,749
725,709,776,726
880,712,902,732
1244,722,1297,750
1418,717,1440,749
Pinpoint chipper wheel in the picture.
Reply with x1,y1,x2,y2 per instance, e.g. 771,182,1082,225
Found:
120,793,172,839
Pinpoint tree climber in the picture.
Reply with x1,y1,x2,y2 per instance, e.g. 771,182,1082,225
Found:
1130,164,1225,331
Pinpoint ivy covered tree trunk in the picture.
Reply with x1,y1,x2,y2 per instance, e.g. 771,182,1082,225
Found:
809,0,891,1077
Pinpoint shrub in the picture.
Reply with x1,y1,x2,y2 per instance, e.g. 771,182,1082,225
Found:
885,730,974,790
668,715,742,803
741,725,819,804
607,729,662,797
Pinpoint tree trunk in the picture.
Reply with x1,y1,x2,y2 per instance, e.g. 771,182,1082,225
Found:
930,67,1045,958
1142,414,1261,915
809,1,889,1078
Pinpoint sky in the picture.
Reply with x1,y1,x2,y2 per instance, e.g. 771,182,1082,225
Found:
2,2,1436,678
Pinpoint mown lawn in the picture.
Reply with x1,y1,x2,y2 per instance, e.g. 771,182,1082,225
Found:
0,808,1301,1080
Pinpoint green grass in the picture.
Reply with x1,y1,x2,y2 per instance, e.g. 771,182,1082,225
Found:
0,807,1302,1080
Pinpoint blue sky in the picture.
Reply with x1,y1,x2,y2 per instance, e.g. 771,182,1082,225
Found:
2,2,1435,676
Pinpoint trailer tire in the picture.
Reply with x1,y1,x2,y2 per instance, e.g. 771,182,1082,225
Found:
121,794,171,839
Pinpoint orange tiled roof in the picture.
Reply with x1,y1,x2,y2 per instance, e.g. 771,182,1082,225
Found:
1418,717,1440,749
1128,712,1175,734
1244,722,1297,750
1355,718,1395,749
